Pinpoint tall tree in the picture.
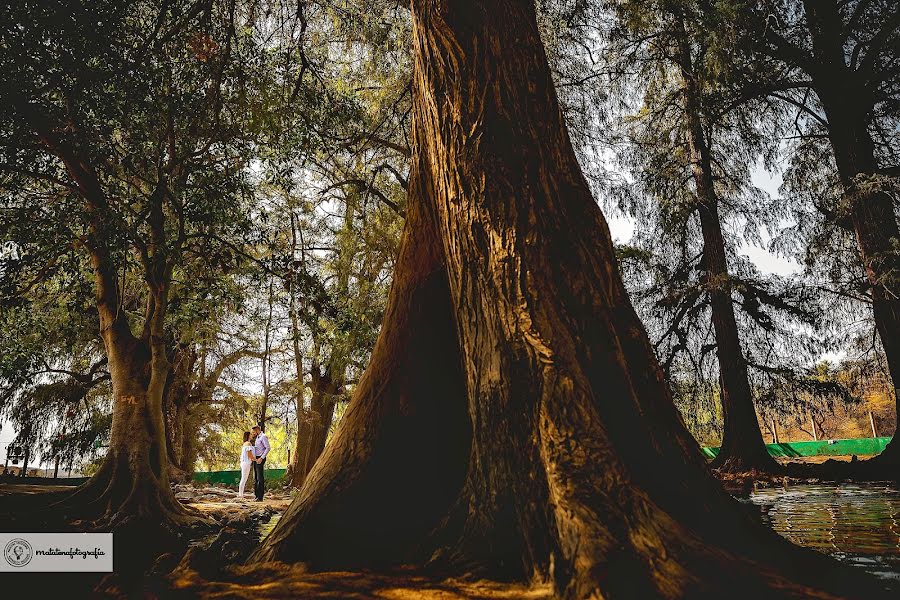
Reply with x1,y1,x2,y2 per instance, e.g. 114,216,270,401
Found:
607,1,791,472
0,0,261,529
737,0,900,466
252,1,881,597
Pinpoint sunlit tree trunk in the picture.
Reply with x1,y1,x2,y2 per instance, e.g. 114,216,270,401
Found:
300,365,340,478
164,344,197,482
61,249,199,529
16,104,204,530
254,1,883,597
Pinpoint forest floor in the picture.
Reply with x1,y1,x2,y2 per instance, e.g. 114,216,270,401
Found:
172,483,294,520
1,465,892,599
166,564,552,599
0,481,552,599
161,484,552,599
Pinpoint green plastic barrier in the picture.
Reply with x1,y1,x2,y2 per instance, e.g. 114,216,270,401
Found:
700,436,892,460
192,467,286,487
191,437,894,482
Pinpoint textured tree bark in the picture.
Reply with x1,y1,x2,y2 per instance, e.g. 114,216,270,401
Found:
286,399,310,488
163,345,197,482
253,1,888,597
802,0,900,471
676,31,779,473
58,290,202,530
299,367,340,479
52,222,201,530
285,368,339,489
253,177,471,567
15,87,203,532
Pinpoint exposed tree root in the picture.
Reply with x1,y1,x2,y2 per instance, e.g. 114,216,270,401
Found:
1,454,212,544
780,453,899,483
165,561,553,600
711,452,786,476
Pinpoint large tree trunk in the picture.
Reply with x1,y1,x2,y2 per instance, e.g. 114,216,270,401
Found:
17,89,203,532
830,125,900,468
60,327,200,530
254,155,471,567
254,2,886,597
56,263,202,532
677,31,779,473
803,0,900,470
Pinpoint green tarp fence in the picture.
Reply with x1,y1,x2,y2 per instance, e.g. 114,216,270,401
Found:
699,436,893,460
191,438,894,485
193,467,286,487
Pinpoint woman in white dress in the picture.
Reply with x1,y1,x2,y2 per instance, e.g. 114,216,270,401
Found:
238,431,256,498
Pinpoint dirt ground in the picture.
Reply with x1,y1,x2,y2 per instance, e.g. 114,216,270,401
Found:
2,464,891,599
0,481,551,599
0,483,76,495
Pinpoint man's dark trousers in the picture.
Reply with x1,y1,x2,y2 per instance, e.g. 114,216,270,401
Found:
253,458,266,500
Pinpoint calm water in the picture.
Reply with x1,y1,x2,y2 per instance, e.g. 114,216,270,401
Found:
744,484,900,581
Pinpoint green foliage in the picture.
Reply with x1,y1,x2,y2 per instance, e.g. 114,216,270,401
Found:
1,0,895,471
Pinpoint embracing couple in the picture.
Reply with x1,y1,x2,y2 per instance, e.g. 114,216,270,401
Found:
238,424,270,501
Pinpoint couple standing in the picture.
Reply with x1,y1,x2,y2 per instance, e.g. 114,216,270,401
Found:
239,424,270,501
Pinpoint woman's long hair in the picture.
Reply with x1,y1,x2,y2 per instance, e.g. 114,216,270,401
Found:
243,431,251,443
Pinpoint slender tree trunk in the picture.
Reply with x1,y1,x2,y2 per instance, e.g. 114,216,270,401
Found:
288,360,341,488
803,0,900,469
286,209,309,487
20,446,30,478
676,30,778,473
259,268,275,432
180,408,201,476
287,398,310,488
253,2,884,597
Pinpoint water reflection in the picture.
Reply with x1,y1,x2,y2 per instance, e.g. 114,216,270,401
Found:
744,484,900,581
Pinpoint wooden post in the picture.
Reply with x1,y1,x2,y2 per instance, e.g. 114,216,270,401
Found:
20,446,29,478
53,454,60,478
771,419,779,444
809,412,818,441
869,411,878,438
